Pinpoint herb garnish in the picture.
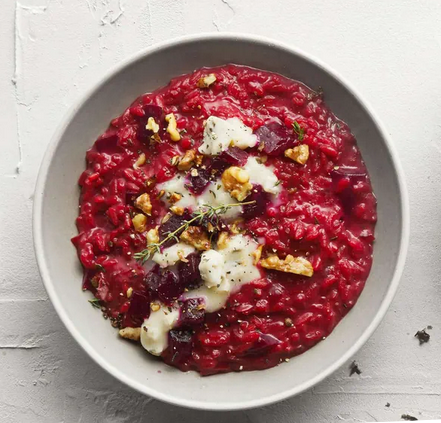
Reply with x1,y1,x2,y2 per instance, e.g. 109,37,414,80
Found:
134,201,255,263
274,180,282,187
88,298,101,309
292,121,305,141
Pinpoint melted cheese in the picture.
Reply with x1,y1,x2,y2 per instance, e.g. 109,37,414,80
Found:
157,175,197,209
184,234,261,312
152,242,195,267
244,156,281,195
199,116,258,156
140,304,179,356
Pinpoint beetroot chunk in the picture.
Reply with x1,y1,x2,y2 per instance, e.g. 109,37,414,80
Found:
178,253,202,289
123,290,150,327
242,185,270,219
179,297,205,327
144,265,184,304
185,167,211,195
136,104,164,142
168,329,193,363
256,122,295,156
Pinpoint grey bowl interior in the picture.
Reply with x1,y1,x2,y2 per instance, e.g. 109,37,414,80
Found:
34,35,408,410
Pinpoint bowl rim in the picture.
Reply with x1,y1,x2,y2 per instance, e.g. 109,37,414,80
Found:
33,32,410,411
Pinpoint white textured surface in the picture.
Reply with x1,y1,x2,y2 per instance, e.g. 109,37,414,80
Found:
1,0,440,421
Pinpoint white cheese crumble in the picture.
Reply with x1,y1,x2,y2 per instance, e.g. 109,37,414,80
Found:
199,249,229,291
157,176,196,209
197,181,242,219
185,234,261,312
152,242,195,267
140,304,179,356
199,116,258,156
244,156,281,195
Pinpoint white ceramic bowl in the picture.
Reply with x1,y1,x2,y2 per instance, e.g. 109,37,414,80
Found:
33,33,409,410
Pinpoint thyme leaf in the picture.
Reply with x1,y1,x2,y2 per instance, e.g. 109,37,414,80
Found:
292,121,305,141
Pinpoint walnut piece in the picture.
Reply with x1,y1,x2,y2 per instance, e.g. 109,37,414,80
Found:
177,149,196,171
284,144,310,165
221,166,252,201
133,153,146,169
169,192,182,204
180,226,211,250
132,214,147,232
146,117,160,133
197,74,217,88
146,227,159,245
165,113,181,141
134,193,152,216
260,254,314,277
170,206,185,216
252,245,263,265
119,327,141,341
217,232,230,250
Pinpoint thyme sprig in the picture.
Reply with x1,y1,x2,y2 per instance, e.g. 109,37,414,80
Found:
292,121,305,141
134,201,255,263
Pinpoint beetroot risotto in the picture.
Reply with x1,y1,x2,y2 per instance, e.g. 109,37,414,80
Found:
72,65,377,375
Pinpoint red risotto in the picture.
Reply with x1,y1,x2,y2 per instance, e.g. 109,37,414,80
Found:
72,65,376,375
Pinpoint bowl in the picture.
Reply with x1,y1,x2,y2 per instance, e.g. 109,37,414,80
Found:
33,33,409,410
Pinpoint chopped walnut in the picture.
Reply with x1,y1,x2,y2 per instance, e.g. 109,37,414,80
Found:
145,176,156,188
197,74,217,88
285,144,310,165
180,226,211,250
169,192,182,204
146,117,160,133
177,250,189,263
134,193,152,216
194,153,204,166
132,214,147,232
221,166,252,201
165,113,181,141
170,205,185,216
252,245,263,265
161,213,171,224
217,231,230,250
146,227,159,245
231,218,244,234
177,149,196,171
133,153,146,169
260,254,314,277
150,302,160,312
170,156,180,166
119,327,141,341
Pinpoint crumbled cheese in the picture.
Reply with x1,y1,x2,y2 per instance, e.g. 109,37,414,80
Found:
244,156,281,194
199,249,229,291
157,177,197,209
198,116,258,156
140,303,179,356
197,181,242,220
185,234,261,312
152,242,195,267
